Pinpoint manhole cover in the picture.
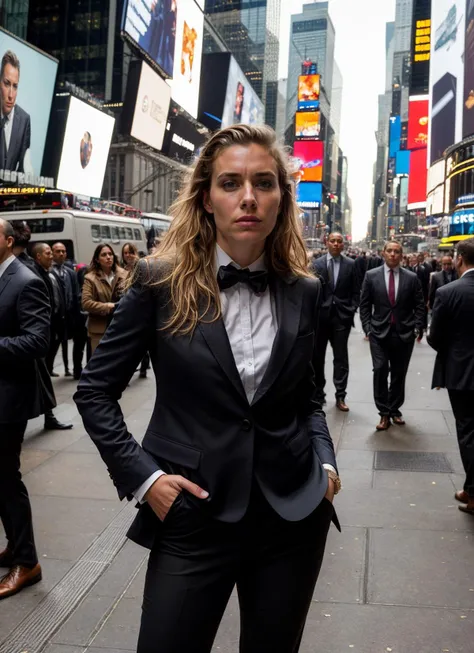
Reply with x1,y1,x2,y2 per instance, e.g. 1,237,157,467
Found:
374,451,454,473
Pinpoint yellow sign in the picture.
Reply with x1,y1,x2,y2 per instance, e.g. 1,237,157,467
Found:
0,186,46,195
414,18,431,63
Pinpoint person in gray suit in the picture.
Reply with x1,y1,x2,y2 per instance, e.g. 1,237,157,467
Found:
0,50,32,174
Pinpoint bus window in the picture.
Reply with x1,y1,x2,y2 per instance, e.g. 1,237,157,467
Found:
111,226,120,243
118,227,126,240
133,228,141,241
21,218,65,233
101,225,111,240
125,227,133,240
91,225,101,241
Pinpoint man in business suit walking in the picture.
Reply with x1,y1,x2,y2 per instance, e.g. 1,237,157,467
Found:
360,241,425,431
0,219,47,599
312,232,360,411
428,255,457,310
428,238,474,515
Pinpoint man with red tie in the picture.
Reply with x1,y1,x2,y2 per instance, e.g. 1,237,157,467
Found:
360,241,425,431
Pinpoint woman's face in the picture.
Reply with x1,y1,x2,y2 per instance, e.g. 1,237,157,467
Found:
123,246,136,265
98,247,114,272
204,144,282,258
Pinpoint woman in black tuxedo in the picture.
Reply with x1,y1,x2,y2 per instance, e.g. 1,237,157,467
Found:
74,125,341,653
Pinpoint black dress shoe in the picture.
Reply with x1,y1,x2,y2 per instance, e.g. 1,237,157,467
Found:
64,370,73,377
49,371,59,378
44,418,73,431
0,548,13,568
139,371,147,379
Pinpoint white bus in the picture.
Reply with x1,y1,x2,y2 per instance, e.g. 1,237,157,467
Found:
3,209,147,264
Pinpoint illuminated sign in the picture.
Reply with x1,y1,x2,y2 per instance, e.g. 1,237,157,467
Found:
293,141,324,182
449,208,474,236
407,146,428,208
0,186,46,195
410,0,432,95
297,74,320,110
414,19,431,61
407,97,429,150
295,111,321,140
389,115,401,157
296,181,322,208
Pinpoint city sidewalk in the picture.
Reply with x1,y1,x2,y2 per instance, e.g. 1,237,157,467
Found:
1,328,473,653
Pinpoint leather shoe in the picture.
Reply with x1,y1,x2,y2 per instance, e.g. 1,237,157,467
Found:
0,564,42,600
336,399,350,412
44,418,73,431
49,371,59,377
392,416,406,426
64,370,73,377
376,416,391,431
0,548,13,568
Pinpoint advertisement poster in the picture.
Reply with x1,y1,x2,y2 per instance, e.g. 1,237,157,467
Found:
295,111,321,140
463,0,474,137
429,0,466,164
221,56,264,129
122,0,177,79
407,97,429,149
168,0,203,118
0,28,57,178
297,74,320,110
293,141,324,182
395,150,411,175
56,97,115,198
131,61,171,150
407,146,428,208
389,115,401,157
296,182,322,208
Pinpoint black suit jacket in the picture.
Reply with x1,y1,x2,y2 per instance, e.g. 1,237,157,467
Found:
5,105,31,173
428,269,457,310
412,264,430,302
0,257,51,423
359,266,425,341
74,261,339,549
313,253,360,326
428,272,474,390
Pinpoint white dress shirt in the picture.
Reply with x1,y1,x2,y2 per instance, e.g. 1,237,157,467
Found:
327,253,341,287
1,107,33,174
0,254,15,279
134,245,335,503
383,263,400,299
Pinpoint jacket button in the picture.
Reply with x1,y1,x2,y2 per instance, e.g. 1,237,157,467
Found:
242,419,251,431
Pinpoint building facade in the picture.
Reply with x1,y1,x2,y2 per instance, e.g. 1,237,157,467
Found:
0,0,29,39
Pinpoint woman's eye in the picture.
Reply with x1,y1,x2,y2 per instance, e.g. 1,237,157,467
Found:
222,181,237,190
257,180,273,189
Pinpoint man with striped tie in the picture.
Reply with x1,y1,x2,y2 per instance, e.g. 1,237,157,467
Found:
359,241,425,432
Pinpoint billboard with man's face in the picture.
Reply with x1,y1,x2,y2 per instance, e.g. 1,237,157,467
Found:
0,28,57,180
221,56,264,129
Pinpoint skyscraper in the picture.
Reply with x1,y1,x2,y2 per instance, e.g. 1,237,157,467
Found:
0,0,29,39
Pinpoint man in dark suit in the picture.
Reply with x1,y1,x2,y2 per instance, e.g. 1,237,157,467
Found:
312,232,360,411
360,240,426,431
428,255,457,310
0,50,32,174
0,218,46,600
412,253,430,326
428,238,474,515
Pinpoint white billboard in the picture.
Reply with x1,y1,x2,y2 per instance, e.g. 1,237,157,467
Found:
167,0,203,119
131,61,171,151
221,56,265,129
56,97,115,198
429,0,466,164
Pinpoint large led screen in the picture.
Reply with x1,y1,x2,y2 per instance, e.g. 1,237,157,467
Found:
221,56,264,129
161,112,207,164
449,208,474,235
122,0,177,79
295,111,321,140
293,141,324,182
0,28,58,179
407,97,429,149
167,0,203,119
56,97,115,198
407,146,428,208
131,61,171,150
395,150,411,175
429,0,466,164
296,182,322,208
298,74,320,110
389,115,401,157
463,0,474,138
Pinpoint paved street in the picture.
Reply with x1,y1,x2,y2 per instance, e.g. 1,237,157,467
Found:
1,325,474,653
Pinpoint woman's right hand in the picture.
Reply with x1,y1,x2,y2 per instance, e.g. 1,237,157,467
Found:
144,474,209,522
105,302,116,314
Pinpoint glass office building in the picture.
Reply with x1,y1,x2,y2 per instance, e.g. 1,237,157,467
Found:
0,0,29,39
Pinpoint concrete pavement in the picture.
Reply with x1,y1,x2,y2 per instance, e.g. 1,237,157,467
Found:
1,326,473,653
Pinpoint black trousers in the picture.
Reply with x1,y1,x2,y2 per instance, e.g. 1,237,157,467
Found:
72,322,88,376
46,331,61,374
314,312,351,402
137,485,333,653
448,390,474,497
370,330,414,417
0,421,38,567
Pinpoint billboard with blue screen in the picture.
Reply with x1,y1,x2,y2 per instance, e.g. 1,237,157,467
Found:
389,115,401,157
395,150,410,175
296,182,322,208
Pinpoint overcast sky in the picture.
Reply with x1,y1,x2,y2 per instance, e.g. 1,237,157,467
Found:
279,0,396,241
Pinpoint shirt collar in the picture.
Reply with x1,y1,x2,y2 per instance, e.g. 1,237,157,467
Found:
327,252,341,261
384,263,400,273
215,244,267,272
1,106,14,123
462,268,474,278
0,254,15,277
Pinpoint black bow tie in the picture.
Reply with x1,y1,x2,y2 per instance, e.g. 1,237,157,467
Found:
217,264,269,294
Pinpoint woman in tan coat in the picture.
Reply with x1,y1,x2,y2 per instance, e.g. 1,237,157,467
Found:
82,244,127,353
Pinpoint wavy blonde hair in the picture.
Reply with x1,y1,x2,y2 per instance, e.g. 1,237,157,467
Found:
139,124,310,335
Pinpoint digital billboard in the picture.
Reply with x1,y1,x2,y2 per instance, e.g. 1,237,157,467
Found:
56,97,115,198
295,111,321,140
400,176,409,211
389,115,401,157
429,0,466,164
161,110,207,164
167,0,203,119
298,74,320,110
395,150,411,175
0,28,58,181
407,146,428,208
410,0,432,95
130,61,171,150
296,182,322,208
293,141,324,182
122,0,177,79
221,55,264,129
463,0,474,138
448,208,474,235
407,97,429,149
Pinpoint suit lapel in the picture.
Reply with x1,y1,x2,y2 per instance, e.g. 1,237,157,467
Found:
6,112,20,170
395,267,405,305
252,275,303,405
334,255,344,291
0,258,18,300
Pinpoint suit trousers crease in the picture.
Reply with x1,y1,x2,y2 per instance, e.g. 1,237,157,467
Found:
370,330,414,417
314,312,351,402
448,390,474,497
137,487,333,653
0,421,38,567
